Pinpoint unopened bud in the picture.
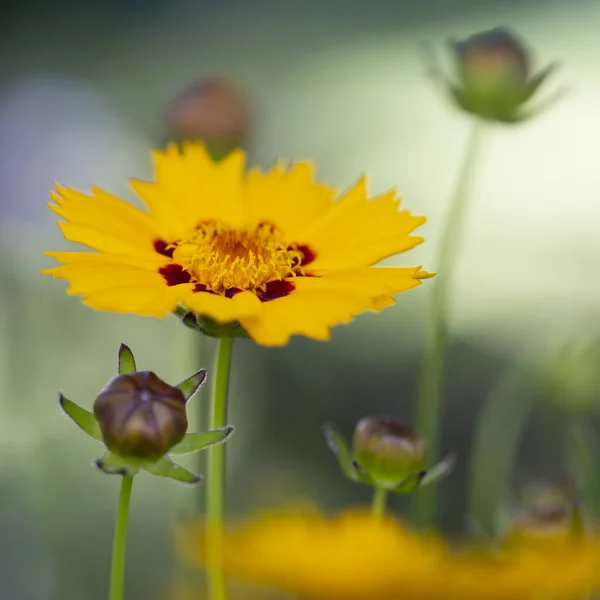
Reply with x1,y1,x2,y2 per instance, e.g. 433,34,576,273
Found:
353,417,427,488
447,27,556,122
505,485,577,549
167,76,250,158
94,371,188,461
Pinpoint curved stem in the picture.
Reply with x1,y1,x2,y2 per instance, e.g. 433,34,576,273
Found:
371,486,388,520
206,337,234,600
411,120,486,528
110,475,134,600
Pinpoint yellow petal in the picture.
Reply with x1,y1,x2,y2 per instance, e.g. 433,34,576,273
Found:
181,289,262,324
131,143,246,239
240,267,423,346
295,179,426,269
243,161,335,237
82,285,184,317
49,186,159,257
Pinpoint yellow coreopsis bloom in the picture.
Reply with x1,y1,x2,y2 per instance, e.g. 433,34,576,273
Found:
182,508,600,600
42,144,431,346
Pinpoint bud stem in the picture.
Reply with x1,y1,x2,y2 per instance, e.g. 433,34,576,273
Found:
411,120,486,528
372,486,388,520
206,337,234,600
109,475,134,600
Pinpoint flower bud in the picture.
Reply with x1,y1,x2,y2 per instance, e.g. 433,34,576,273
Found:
504,484,576,549
352,417,427,488
166,76,250,159
447,27,556,122
94,370,188,461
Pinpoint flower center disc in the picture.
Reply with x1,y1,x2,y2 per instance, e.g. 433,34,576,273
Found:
172,222,303,295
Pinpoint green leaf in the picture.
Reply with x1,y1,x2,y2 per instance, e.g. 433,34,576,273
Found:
94,452,140,477
59,394,103,442
144,456,202,485
322,423,359,482
169,426,233,455
467,367,538,537
176,369,207,402
118,343,137,375
420,454,457,487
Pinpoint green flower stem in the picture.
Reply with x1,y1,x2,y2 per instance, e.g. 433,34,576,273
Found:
206,337,234,600
110,475,134,600
371,486,388,520
563,416,600,522
411,120,486,528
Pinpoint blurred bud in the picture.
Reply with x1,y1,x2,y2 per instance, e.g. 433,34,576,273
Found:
504,484,579,549
94,371,188,461
353,417,428,488
540,340,600,414
441,27,557,123
167,76,251,159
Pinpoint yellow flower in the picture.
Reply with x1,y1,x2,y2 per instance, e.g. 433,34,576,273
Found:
182,508,600,600
42,144,431,346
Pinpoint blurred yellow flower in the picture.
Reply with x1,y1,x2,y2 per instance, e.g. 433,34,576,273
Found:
42,144,431,346
182,508,600,600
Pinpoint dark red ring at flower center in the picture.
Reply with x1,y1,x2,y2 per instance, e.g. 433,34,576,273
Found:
158,263,296,302
154,239,175,258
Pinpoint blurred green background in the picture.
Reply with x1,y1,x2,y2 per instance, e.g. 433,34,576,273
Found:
1,0,600,598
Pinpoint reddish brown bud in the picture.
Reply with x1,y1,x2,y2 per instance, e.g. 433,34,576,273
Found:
94,371,188,461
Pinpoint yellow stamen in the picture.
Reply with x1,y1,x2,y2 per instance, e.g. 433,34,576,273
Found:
173,222,303,295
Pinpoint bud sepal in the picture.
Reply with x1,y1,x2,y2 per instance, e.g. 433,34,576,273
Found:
323,418,455,493
58,344,233,484
178,309,250,339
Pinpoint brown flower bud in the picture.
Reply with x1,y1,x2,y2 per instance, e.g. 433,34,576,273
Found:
448,27,556,122
167,76,250,156
93,371,188,461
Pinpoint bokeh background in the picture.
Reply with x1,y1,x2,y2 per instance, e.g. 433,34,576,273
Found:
2,0,600,598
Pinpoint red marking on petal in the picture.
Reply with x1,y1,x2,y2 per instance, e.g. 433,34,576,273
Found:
159,264,191,286
258,280,295,302
225,287,243,298
154,239,175,258
194,283,207,293
297,245,316,266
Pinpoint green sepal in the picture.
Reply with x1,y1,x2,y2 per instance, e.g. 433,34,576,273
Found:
58,394,103,442
391,470,427,494
351,460,375,485
420,453,457,487
144,456,202,485
180,312,250,339
176,368,207,402
322,423,360,482
118,343,137,375
95,452,142,477
169,426,234,455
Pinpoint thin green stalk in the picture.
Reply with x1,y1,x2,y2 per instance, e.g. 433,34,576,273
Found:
206,337,234,600
411,120,485,528
371,486,388,520
110,475,134,600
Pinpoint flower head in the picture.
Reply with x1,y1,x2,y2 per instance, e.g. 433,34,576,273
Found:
42,144,432,346
182,508,600,600
429,27,558,123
